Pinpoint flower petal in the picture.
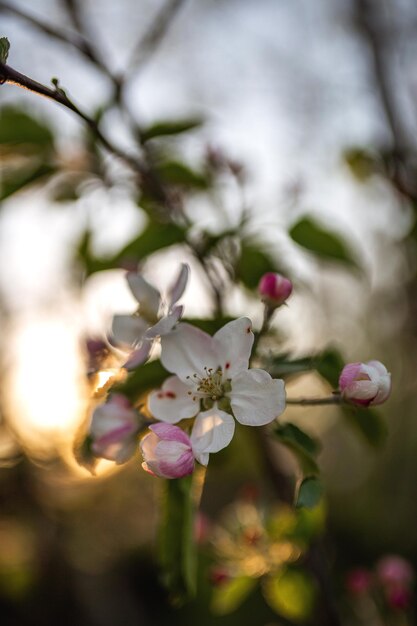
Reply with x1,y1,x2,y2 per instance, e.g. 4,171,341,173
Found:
126,272,161,320
148,375,199,423
157,440,195,478
230,368,286,426
145,306,183,339
150,422,192,446
111,314,148,348
190,405,235,464
124,339,152,370
167,263,190,308
160,323,218,381
213,317,254,378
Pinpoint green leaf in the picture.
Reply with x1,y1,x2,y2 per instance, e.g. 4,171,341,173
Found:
295,476,323,509
314,347,345,389
141,117,203,142
112,360,169,403
156,161,209,189
0,37,10,64
73,434,98,475
236,241,281,289
289,217,358,268
1,162,56,201
78,219,187,276
344,147,379,181
0,107,54,153
268,353,315,378
211,576,256,615
342,405,387,447
274,423,321,475
159,475,197,603
181,317,234,335
263,568,316,622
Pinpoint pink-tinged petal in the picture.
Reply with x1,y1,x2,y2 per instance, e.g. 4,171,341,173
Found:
190,405,235,460
160,323,218,381
364,361,391,405
89,402,138,439
366,360,389,376
167,263,190,308
124,340,152,370
150,422,192,446
148,375,199,423
157,440,195,478
339,363,366,391
146,306,183,339
140,429,194,479
230,369,286,426
93,430,137,464
111,314,148,348
213,317,254,378
126,273,161,321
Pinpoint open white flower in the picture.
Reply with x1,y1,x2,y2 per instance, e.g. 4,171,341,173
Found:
111,263,189,369
148,318,286,463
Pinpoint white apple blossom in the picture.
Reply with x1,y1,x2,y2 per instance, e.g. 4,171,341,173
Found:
148,318,286,464
111,263,189,369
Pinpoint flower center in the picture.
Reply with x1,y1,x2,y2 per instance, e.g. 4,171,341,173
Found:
186,367,232,402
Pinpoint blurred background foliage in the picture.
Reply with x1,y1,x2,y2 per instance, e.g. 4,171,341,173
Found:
0,0,417,624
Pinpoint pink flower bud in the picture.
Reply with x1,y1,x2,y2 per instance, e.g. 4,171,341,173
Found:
258,273,293,307
345,568,372,595
140,423,195,479
376,555,414,589
387,587,412,610
89,395,140,463
339,360,391,406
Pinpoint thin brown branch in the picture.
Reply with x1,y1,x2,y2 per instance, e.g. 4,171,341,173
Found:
354,0,409,153
0,62,143,175
127,0,187,73
0,0,110,75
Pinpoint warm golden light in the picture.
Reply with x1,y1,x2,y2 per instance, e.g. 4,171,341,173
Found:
5,314,87,454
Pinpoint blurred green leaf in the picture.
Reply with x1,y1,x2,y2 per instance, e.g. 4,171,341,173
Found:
156,161,209,189
268,353,315,378
112,360,169,403
295,476,323,509
211,576,256,615
0,37,10,64
237,241,281,289
342,405,387,447
274,423,321,475
314,347,345,389
73,434,99,475
344,147,379,181
181,317,234,335
78,219,187,276
0,107,54,153
1,162,56,201
159,475,197,603
289,217,358,268
263,568,315,622
141,117,203,142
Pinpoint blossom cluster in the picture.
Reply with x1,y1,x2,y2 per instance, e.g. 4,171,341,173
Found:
87,267,392,479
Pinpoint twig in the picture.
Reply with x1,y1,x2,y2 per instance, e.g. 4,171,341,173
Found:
354,0,409,153
0,61,144,175
126,0,187,74
0,0,110,76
